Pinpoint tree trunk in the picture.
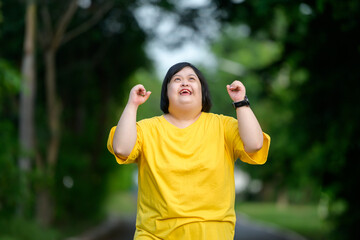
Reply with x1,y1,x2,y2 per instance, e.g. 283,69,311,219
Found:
35,0,113,225
276,188,289,209
36,188,54,227
18,0,36,217
45,49,61,168
35,48,61,226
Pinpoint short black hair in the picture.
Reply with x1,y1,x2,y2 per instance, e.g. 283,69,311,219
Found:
160,62,212,114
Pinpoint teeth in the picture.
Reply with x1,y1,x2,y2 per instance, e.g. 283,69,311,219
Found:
180,89,191,94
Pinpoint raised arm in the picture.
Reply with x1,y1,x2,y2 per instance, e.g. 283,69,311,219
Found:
112,84,151,157
227,80,263,153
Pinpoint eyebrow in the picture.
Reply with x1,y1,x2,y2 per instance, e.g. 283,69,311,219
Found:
172,74,198,78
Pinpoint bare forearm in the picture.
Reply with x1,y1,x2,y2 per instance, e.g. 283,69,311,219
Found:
236,106,264,153
112,84,151,157
112,103,138,157
227,80,263,153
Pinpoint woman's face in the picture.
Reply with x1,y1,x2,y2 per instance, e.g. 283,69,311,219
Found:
167,67,202,113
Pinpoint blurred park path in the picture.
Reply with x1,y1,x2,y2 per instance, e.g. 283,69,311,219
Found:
66,214,307,240
235,216,307,240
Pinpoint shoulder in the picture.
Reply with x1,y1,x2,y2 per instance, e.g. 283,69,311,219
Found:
137,116,163,128
202,112,236,124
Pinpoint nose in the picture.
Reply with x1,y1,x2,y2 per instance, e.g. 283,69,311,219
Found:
181,81,189,86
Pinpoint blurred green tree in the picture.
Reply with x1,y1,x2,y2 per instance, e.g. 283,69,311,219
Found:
0,58,21,218
0,0,151,226
209,0,360,238
0,0,232,229
1,0,359,238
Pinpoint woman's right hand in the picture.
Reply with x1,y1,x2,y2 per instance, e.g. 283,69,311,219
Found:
128,84,151,106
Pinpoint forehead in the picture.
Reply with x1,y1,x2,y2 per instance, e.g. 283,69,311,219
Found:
172,67,198,78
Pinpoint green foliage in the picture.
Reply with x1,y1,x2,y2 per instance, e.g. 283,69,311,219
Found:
39,1,151,222
0,59,21,217
0,121,20,217
0,1,3,22
1,0,359,238
0,217,60,240
0,0,152,224
0,59,21,107
280,2,360,238
207,24,283,115
213,1,360,238
0,11,25,220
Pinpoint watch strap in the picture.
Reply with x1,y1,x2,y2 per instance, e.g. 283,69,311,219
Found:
232,95,250,109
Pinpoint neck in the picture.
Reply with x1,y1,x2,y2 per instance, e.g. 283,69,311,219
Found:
165,108,202,128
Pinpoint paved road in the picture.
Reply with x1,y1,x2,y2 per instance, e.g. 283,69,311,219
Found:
235,216,307,240
69,215,307,240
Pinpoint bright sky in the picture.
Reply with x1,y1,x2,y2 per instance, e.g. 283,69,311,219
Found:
136,0,312,78
146,40,216,78
134,0,217,77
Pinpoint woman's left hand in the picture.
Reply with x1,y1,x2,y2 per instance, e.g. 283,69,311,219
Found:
226,80,246,102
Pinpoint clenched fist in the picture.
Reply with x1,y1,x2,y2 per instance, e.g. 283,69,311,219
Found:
226,80,246,102
128,84,152,106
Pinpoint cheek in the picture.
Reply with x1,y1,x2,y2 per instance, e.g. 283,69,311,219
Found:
167,84,177,99
197,84,203,97
195,87,203,103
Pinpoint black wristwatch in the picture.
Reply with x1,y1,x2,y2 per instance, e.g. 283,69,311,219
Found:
232,95,250,109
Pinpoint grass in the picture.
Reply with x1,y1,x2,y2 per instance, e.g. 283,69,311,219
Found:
235,202,330,240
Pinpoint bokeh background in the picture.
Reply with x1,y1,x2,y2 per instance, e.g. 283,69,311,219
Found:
1,0,359,239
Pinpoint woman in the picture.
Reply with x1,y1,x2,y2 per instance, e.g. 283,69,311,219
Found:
107,62,270,240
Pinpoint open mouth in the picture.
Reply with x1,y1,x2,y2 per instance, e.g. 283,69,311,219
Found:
179,89,192,95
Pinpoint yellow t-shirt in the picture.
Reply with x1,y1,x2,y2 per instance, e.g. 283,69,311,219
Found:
107,112,270,240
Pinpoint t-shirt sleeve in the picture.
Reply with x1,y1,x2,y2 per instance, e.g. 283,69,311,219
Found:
223,115,270,165
106,124,143,164
239,132,270,165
